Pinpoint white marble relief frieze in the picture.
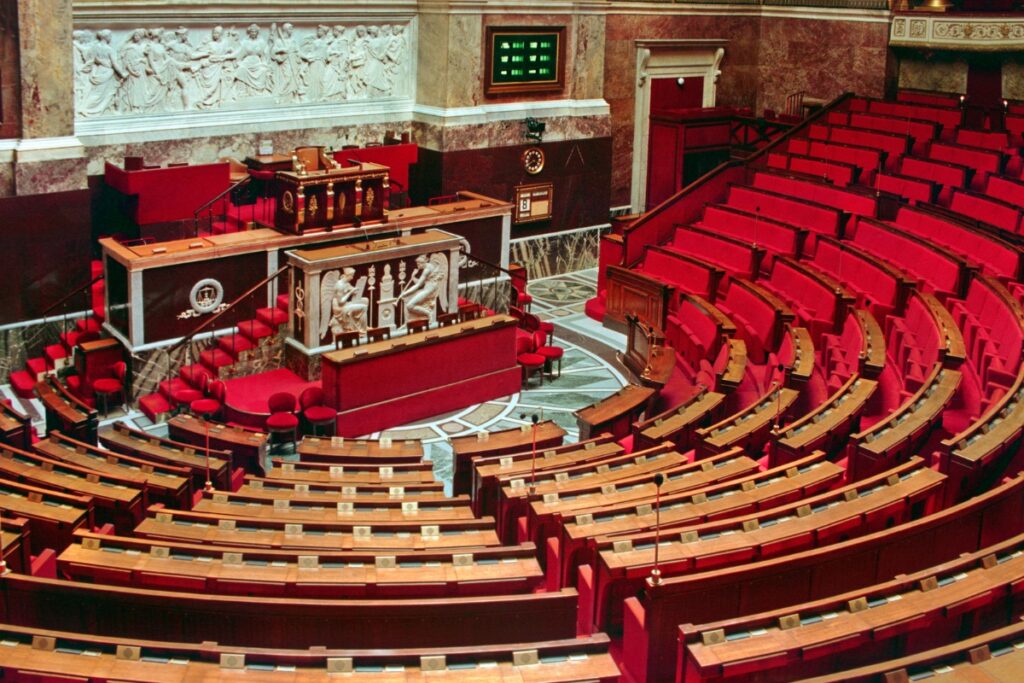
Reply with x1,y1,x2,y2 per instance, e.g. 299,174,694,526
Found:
73,21,413,120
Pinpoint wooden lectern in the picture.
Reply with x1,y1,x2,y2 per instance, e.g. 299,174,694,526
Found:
273,146,389,234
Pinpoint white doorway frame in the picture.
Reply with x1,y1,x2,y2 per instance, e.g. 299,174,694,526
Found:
630,39,726,213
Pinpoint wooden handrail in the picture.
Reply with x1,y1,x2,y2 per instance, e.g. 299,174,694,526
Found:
40,273,104,318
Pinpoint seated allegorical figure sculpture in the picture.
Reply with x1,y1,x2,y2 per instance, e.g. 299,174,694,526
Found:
401,252,448,324
319,267,368,343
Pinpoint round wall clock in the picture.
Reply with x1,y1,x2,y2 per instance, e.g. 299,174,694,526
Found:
521,146,545,175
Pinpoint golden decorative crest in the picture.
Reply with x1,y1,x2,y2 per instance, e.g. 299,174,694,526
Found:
337,192,346,212
309,194,319,216
365,187,375,208
281,191,295,214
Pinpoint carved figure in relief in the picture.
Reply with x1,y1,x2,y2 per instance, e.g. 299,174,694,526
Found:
321,268,369,341
270,22,301,100
192,25,238,109
166,27,197,110
80,30,123,116
347,25,370,99
323,25,350,100
234,24,270,99
73,30,96,104
74,22,410,118
401,253,448,323
118,29,153,113
364,26,390,99
385,25,407,91
300,25,330,101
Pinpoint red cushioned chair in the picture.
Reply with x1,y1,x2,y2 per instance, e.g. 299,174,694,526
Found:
299,387,335,437
265,392,299,451
190,379,226,421
533,330,564,379
516,335,545,388
92,361,127,417
512,285,533,312
523,312,555,347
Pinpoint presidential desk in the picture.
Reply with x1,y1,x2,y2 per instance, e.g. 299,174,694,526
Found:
320,315,522,437
100,192,511,351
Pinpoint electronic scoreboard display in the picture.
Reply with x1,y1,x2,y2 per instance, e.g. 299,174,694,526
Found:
485,27,566,96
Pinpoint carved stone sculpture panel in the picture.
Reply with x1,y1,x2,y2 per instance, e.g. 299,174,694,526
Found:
73,21,412,119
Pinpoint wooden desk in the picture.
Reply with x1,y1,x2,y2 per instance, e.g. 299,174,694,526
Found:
772,375,877,465
1,517,31,574
718,339,747,391
784,326,815,385
298,436,424,464
0,400,32,451
591,462,944,633
35,432,190,509
854,309,886,378
696,387,799,456
137,508,501,552
193,490,477,524
0,446,142,532
681,534,1024,682
103,160,230,226
575,384,655,441
35,377,96,443
167,414,269,475
73,337,123,401
619,472,1024,683
634,389,727,452
0,573,580,651
0,478,92,554
0,623,618,682
916,290,966,368
265,459,438,488
468,436,614,516
99,422,232,491
59,531,544,600
558,453,843,587
474,440,624,518
853,365,961,480
320,314,521,437
450,421,566,496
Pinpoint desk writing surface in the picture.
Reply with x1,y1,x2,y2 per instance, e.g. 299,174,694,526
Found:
450,421,566,457
323,315,515,366
477,443,623,481
688,550,1024,673
640,391,726,443
299,437,424,461
600,467,945,572
575,385,654,427
100,425,231,472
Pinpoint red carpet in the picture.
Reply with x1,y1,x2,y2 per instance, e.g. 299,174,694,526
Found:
223,369,318,427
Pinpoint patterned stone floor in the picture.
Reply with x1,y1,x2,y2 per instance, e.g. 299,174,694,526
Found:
1,268,626,494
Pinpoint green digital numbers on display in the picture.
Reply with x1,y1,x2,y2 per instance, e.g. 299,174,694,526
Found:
491,32,560,85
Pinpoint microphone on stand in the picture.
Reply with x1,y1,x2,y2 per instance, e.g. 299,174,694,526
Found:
647,472,666,587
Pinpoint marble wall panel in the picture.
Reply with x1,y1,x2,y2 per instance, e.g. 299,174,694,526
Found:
0,320,66,381
1005,58,1024,101
0,162,15,198
416,13,449,109
0,0,20,139
603,12,762,207
18,0,75,138
15,157,88,194
574,14,607,102
756,16,890,114
510,226,606,280
449,14,484,108
897,53,968,94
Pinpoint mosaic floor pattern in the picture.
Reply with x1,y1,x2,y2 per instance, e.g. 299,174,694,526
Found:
2,269,626,495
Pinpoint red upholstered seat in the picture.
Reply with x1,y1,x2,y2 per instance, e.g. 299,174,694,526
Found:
265,391,299,449
516,335,545,387
534,331,564,378
171,388,203,407
92,378,122,394
299,386,335,436
266,412,299,429
190,398,221,416
92,361,127,416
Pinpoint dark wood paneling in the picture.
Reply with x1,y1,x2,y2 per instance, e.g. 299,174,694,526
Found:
0,189,92,324
417,138,611,235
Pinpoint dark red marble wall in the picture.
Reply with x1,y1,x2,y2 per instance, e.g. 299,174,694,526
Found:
0,0,21,140
0,189,92,324
415,137,612,235
603,12,891,207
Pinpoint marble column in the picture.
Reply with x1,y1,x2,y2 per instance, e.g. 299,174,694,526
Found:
13,0,87,195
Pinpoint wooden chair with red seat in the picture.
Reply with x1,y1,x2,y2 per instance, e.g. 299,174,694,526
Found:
299,387,335,437
190,379,226,421
533,330,564,379
523,312,555,347
265,392,300,451
92,361,127,417
512,285,533,312
516,335,545,388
